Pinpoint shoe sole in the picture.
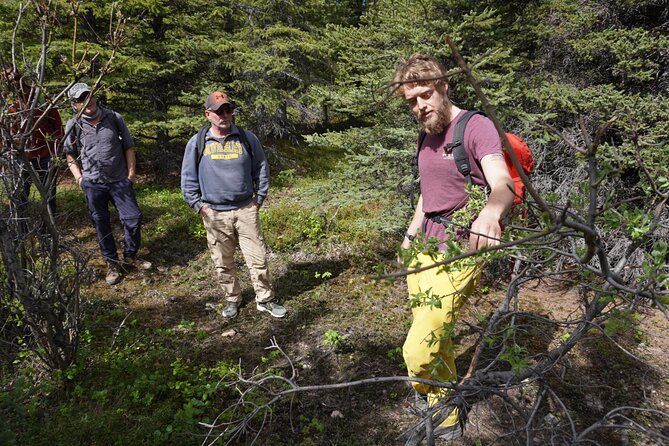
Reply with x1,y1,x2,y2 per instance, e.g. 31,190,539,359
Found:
123,264,152,271
434,425,463,441
222,305,238,319
256,304,286,318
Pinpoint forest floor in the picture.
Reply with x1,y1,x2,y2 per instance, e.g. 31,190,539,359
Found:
46,196,669,444
2,149,668,446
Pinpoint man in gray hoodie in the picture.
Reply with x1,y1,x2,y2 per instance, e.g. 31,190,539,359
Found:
181,91,285,319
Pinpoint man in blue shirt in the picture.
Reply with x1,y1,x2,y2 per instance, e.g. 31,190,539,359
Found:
181,91,285,319
65,83,151,285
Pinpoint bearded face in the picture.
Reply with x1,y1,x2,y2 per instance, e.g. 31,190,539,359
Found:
403,83,452,135
421,95,451,135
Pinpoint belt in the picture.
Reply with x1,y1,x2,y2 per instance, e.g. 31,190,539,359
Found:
425,210,453,225
422,211,454,233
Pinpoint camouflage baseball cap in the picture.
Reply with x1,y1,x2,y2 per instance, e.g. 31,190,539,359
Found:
68,83,91,100
204,91,233,111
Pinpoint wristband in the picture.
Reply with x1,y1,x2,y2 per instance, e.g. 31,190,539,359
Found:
405,232,416,241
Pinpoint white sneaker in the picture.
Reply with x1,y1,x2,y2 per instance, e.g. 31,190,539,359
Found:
256,301,287,318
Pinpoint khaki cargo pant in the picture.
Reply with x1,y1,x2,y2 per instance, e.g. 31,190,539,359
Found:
202,202,273,303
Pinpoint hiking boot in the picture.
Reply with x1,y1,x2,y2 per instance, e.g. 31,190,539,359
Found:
425,393,464,441
433,423,463,441
414,391,428,412
105,261,122,285
123,255,152,271
256,301,287,318
221,301,239,319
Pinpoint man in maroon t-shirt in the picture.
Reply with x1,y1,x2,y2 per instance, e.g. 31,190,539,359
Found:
392,54,514,439
396,55,514,250
1,63,63,216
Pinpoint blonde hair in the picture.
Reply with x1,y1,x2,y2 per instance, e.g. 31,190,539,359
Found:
392,54,449,96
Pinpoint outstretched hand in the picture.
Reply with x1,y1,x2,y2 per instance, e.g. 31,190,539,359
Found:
468,210,502,251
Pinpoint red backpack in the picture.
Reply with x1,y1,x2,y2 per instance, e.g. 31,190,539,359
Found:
416,110,534,207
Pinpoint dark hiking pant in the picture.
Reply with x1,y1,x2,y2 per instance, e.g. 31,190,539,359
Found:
82,178,142,262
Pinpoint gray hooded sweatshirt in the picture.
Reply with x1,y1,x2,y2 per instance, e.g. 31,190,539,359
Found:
181,125,269,212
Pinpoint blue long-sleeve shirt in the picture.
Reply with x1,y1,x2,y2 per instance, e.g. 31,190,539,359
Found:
64,108,133,183
180,125,269,212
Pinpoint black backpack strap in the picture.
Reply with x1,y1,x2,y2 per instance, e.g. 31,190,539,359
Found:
196,125,254,165
412,131,427,180
112,111,125,145
451,110,485,185
71,118,83,156
196,124,211,164
417,130,427,153
99,108,125,144
235,126,253,160
409,130,427,208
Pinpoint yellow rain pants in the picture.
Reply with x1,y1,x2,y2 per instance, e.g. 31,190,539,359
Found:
403,253,481,427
